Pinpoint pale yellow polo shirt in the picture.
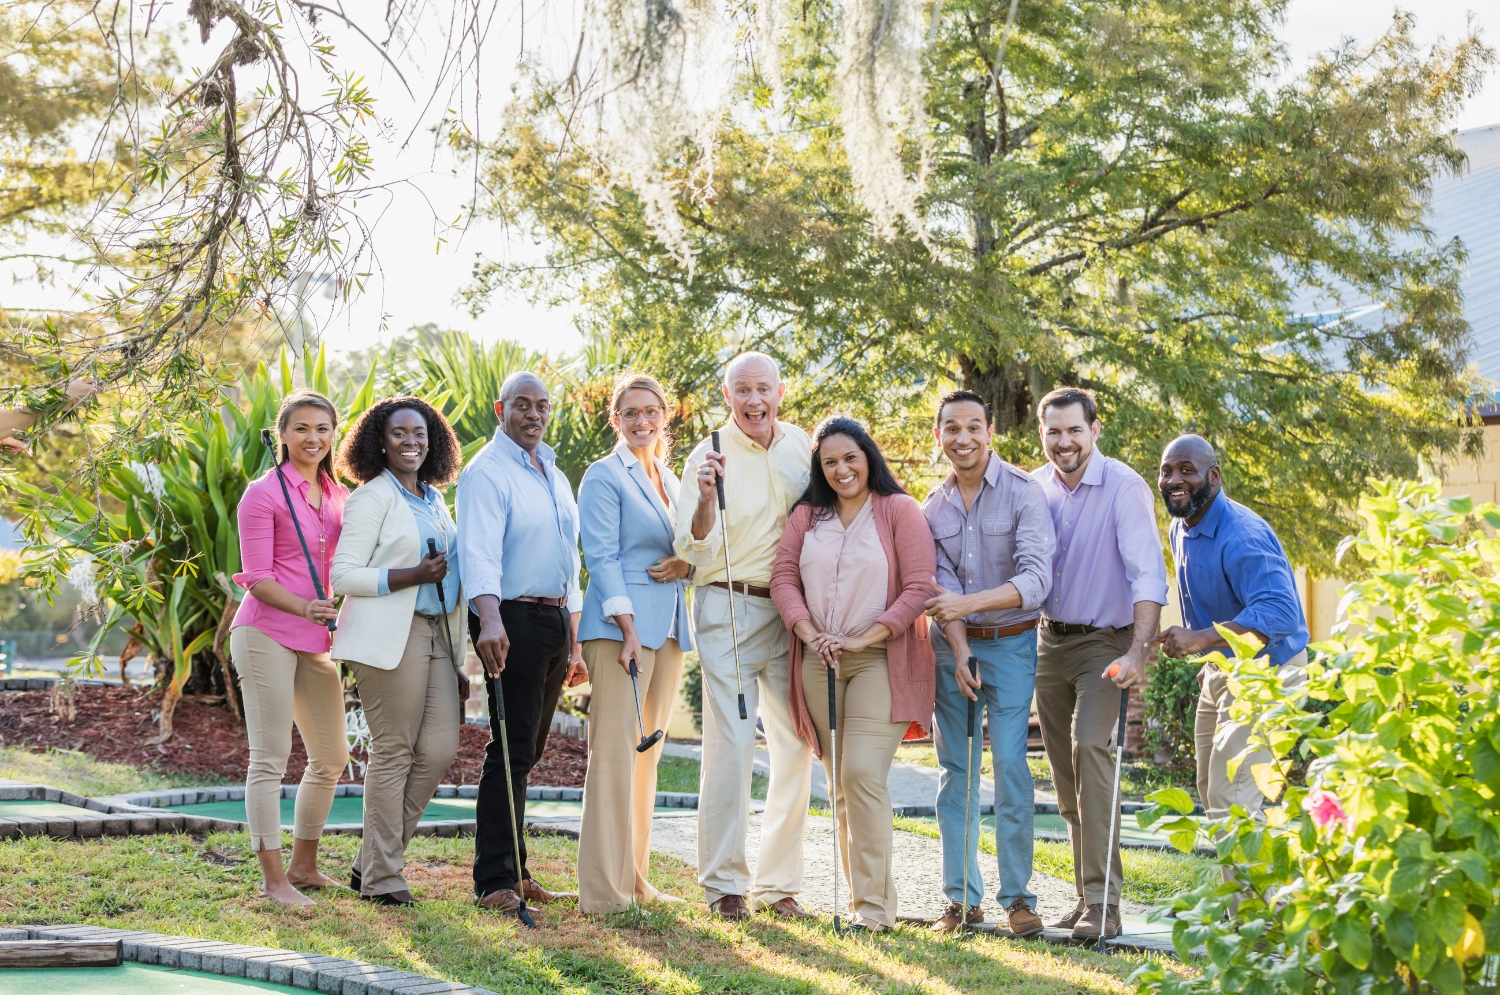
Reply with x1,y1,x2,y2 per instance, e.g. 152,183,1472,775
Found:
673,418,811,586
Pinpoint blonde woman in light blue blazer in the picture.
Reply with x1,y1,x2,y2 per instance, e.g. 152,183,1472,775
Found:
576,372,694,913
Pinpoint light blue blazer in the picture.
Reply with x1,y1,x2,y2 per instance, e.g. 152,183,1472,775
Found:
578,444,694,651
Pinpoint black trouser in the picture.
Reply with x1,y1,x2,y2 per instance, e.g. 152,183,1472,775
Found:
470,600,571,898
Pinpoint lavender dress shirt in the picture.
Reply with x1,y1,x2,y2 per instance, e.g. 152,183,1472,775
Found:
921,453,1055,628
1031,453,1169,629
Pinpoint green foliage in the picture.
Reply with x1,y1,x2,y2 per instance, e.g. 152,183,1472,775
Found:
466,1,1494,568
16,348,376,701
1133,478,1500,995
1141,654,1203,770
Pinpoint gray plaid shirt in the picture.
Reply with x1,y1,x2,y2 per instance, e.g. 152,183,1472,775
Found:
921,454,1056,628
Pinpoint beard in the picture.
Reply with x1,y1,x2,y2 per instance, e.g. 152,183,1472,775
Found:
1163,477,1215,519
1049,442,1090,474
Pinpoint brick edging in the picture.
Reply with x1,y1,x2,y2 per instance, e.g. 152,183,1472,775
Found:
0,924,497,994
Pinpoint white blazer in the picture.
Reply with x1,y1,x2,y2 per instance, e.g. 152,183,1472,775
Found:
330,472,464,670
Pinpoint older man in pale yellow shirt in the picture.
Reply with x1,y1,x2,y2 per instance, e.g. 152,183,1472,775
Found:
675,351,814,920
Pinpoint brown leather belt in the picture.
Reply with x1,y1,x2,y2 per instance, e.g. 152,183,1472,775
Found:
710,580,772,599
507,596,567,608
1042,618,1134,636
965,618,1039,641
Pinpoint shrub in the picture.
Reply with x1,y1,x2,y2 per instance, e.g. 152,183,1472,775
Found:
1133,479,1500,995
1142,652,1201,768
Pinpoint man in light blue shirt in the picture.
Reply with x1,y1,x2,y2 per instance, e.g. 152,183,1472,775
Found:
457,370,585,911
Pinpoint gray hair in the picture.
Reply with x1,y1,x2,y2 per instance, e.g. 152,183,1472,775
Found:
724,351,781,386
499,370,548,406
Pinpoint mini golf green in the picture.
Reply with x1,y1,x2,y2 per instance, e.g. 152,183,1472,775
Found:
0,799,99,819
0,963,301,993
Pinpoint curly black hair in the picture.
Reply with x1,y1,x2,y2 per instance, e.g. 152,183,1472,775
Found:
336,396,462,486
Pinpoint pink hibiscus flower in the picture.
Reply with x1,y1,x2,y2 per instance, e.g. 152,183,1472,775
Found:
1304,788,1350,831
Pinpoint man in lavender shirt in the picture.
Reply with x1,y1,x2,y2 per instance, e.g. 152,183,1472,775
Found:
922,389,1055,935
1031,387,1168,940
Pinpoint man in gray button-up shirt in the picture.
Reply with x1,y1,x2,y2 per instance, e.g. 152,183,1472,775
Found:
921,389,1055,935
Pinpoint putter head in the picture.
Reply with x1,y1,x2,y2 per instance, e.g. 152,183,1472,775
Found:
635,729,664,754
516,900,537,929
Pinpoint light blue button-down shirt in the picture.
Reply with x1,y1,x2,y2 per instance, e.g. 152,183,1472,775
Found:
376,470,460,615
456,428,582,613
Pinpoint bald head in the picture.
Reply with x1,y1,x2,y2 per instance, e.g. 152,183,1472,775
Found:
725,351,780,386
500,370,548,406
495,370,551,455
1162,434,1218,468
1159,434,1221,523
722,350,785,447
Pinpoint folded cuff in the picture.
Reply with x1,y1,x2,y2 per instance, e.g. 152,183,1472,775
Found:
601,595,635,620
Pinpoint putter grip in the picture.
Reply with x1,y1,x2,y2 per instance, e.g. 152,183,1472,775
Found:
492,678,506,721
826,665,837,732
427,537,437,558
1116,687,1129,742
711,431,725,510
965,656,979,737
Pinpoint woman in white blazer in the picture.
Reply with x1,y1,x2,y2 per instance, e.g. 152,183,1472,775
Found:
331,396,467,906
576,372,694,913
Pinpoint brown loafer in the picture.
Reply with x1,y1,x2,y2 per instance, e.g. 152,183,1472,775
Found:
764,897,816,920
523,878,576,903
478,887,521,913
710,894,751,920
1005,899,1043,937
929,901,984,933
1047,900,1086,930
1071,903,1121,939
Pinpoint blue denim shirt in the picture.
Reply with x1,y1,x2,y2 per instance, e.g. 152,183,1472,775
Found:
376,470,460,616
1169,492,1309,666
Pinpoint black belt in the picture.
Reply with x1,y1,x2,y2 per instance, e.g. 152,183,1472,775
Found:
1041,618,1134,636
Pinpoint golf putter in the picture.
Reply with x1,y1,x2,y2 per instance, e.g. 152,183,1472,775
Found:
1098,686,1130,952
827,660,842,936
960,656,978,934
258,428,335,632
629,658,664,753
427,538,462,678
489,673,537,928
710,430,748,721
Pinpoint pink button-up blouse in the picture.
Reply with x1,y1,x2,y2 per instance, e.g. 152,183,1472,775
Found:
798,497,890,637
231,466,347,653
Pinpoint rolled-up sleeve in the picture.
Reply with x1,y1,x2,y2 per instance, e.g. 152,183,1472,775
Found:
1009,480,1056,611
1116,476,1168,606
580,467,631,621
458,465,508,609
1225,536,1303,646
232,484,276,591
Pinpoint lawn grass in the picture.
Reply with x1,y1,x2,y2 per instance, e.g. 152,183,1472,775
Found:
656,755,770,800
891,816,1210,906
0,746,226,796
0,830,1192,994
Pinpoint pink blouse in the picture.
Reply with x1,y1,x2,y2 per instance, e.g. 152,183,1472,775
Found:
231,466,347,653
798,497,890,637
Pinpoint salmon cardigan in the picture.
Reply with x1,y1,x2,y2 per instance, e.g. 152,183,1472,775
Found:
770,491,938,758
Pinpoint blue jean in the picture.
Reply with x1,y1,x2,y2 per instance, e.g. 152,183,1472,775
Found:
932,623,1037,910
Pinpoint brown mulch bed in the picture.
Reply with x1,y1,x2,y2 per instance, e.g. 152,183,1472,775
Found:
0,684,589,789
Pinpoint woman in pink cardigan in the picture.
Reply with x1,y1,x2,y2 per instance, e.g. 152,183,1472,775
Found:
770,416,936,932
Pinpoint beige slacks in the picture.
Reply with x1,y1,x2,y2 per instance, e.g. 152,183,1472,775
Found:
1035,625,1133,905
577,637,684,913
229,625,349,852
347,615,461,896
801,646,907,927
694,585,813,908
1195,650,1308,820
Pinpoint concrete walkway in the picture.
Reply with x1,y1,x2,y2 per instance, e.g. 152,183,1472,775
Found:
536,808,1152,927
662,741,1060,812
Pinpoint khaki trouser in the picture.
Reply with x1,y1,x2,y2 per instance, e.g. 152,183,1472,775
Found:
801,646,907,926
1035,625,1134,905
229,625,349,852
1195,650,1308,820
347,615,461,896
577,637,684,913
693,585,813,908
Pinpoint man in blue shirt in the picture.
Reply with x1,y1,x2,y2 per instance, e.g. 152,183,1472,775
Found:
458,370,587,911
1150,435,1308,819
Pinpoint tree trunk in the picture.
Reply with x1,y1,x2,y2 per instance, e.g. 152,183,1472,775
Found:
143,684,179,746
212,594,242,722
117,625,145,689
957,352,1052,435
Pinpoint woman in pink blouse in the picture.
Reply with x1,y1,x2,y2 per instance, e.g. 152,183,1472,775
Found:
230,389,350,906
770,416,936,932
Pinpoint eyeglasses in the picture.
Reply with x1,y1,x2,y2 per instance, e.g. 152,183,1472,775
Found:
619,406,664,421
